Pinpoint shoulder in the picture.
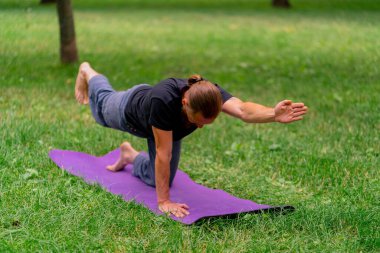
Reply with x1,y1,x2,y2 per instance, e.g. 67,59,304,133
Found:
212,82,233,103
153,77,187,90
151,78,187,101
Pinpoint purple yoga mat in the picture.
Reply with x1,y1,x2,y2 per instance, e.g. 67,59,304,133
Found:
49,149,292,224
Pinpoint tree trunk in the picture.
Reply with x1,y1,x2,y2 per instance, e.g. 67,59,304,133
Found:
56,0,78,64
40,0,56,4
272,0,291,8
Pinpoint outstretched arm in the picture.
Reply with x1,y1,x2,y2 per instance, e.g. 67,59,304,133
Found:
222,97,308,123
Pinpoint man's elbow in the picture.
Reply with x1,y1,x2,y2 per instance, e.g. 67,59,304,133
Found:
239,106,251,122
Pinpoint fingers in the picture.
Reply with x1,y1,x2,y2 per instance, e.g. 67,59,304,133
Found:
292,105,308,117
293,111,307,117
168,206,190,218
280,100,292,107
291,102,306,108
283,116,303,123
174,203,190,217
172,207,190,218
291,116,303,122
280,100,307,109
179,203,189,209
293,106,307,112
159,202,190,218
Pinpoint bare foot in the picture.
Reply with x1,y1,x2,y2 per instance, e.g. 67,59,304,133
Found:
75,62,91,104
106,142,140,172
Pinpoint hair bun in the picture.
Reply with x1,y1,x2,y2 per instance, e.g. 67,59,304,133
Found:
188,74,203,86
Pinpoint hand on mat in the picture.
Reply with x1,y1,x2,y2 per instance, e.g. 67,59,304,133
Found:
158,200,190,218
274,100,308,123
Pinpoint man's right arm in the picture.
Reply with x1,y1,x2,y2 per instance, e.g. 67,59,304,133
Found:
152,126,190,218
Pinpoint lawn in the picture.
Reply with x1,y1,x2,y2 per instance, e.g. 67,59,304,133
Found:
0,0,379,252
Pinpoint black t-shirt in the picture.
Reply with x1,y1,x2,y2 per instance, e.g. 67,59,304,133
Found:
124,78,233,141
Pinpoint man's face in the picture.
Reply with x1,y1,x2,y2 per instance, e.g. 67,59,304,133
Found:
187,111,215,128
182,95,216,128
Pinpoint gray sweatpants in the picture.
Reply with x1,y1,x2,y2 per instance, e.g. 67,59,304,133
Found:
88,75,181,187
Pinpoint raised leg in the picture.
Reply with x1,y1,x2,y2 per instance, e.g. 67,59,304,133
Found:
75,62,100,104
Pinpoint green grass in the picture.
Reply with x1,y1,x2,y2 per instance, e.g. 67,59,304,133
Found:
1,0,379,252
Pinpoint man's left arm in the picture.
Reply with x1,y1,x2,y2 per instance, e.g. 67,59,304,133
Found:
222,97,308,123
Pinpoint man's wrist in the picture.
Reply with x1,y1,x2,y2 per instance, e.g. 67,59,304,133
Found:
158,199,170,205
270,108,277,123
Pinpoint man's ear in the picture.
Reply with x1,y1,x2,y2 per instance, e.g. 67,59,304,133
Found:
182,98,188,106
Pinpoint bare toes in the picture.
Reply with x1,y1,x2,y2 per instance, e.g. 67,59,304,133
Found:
106,165,118,172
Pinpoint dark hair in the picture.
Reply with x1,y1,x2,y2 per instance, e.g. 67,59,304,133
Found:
185,74,222,119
